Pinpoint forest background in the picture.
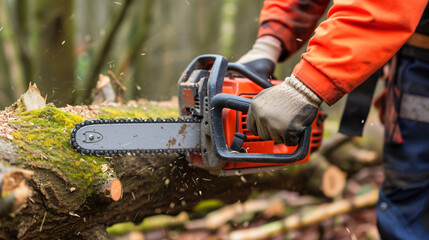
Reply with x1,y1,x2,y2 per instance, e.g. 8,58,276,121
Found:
0,1,388,239
1,0,325,110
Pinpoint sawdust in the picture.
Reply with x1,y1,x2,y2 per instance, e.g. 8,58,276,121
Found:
127,96,178,109
0,108,17,140
60,104,101,119
60,97,178,118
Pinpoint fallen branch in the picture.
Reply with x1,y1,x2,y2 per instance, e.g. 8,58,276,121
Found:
186,198,285,230
319,133,353,156
319,131,382,174
324,142,381,174
227,189,379,240
107,211,189,235
278,155,347,198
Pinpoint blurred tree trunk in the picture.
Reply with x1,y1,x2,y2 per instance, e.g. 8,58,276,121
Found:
0,36,14,105
0,0,27,107
191,0,223,55
0,0,266,108
74,0,133,105
10,0,34,86
138,0,225,101
31,0,76,106
230,0,263,60
116,0,154,100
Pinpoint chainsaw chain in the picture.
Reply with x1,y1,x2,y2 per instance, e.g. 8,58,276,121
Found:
70,117,201,157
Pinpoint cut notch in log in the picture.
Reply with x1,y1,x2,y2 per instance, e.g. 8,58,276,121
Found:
21,83,46,111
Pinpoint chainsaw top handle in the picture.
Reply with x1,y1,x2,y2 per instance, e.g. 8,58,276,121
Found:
180,54,311,164
178,55,273,93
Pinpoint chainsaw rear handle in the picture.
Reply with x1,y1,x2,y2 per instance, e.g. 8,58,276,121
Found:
210,93,311,163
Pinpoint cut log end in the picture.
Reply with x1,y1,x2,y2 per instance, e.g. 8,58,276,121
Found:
321,166,347,198
98,178,123,201
109,178,122,201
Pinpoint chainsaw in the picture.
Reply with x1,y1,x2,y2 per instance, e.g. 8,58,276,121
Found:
70,55,324,176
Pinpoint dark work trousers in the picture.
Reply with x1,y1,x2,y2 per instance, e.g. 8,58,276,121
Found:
376,52,429,240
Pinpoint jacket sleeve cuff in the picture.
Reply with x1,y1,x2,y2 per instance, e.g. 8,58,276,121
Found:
292,59,347,106
257,21,293,61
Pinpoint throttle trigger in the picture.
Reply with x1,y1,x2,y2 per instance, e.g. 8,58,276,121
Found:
230,133,247,153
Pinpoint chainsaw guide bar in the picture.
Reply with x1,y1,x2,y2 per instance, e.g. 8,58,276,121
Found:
70,117,202,156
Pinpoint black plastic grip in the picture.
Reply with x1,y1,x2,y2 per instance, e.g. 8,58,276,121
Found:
227,63,274,89
210,94,311,163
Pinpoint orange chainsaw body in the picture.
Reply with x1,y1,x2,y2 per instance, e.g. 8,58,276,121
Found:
178,55,324,175
182,75,324,173
220,76,324,170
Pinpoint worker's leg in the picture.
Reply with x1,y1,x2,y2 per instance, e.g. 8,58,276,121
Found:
376,56,429,240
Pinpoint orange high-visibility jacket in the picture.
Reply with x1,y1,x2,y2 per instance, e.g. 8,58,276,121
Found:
258,0,427,105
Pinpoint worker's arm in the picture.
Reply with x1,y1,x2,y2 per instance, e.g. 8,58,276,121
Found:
258,0,331,60
247,0,427,146
237,0,329,79
293,0,427,105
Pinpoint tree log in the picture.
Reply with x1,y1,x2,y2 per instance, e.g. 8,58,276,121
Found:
320,134,382,175
277,155,347,198
0,99,347,239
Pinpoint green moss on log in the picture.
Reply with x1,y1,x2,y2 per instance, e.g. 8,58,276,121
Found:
97,105,179,120
11,106,110,199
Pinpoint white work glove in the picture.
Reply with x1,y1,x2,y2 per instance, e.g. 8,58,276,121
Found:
237,36,282,80
246,75,322,146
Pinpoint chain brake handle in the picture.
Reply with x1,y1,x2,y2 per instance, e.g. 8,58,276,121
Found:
201,54,311,163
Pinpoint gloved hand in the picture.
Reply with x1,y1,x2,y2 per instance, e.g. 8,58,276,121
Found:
246,75,322,146
237,36,282,80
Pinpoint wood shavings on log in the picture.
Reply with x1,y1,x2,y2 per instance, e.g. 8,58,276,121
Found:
0,108,16,140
